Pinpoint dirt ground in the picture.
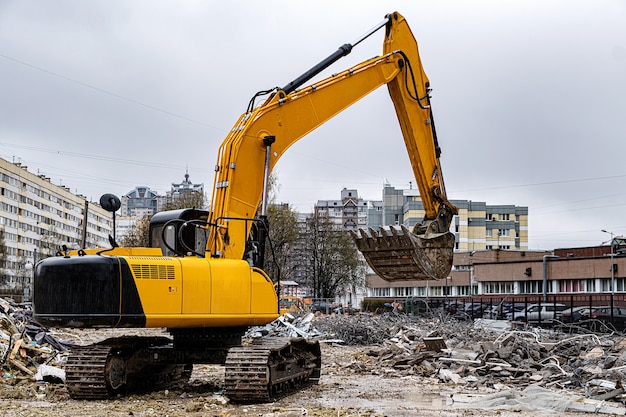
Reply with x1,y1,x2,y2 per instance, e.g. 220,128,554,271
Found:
0,338,611,417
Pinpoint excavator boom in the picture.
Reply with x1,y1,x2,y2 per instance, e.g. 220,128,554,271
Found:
208,12,457,280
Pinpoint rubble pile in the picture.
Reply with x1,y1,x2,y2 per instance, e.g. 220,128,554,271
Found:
302,313,413,345
313,315,622,387
251,312,626,412
0,298,70,394
4,299,626,412
312,315,626,412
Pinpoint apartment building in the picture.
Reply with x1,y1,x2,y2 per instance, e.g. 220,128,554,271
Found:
0,159,112,299
314,188,368,231
374,185,529,251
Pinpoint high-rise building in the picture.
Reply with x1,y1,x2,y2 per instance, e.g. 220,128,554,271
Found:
120,186,164,217
116,171,205,240
167,170,204,201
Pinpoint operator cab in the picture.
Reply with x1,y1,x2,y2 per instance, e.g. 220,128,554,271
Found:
149,209,210,257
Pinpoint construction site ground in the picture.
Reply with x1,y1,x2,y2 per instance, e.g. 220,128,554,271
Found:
3,305,626,416
0,343,600,417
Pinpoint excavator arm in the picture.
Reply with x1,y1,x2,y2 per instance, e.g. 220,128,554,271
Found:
207,12,457,281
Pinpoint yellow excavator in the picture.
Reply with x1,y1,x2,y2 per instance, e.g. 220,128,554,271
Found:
32,12,457,401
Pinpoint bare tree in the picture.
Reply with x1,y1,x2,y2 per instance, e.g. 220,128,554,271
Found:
163,191,207,211
302,214,366,299
264,202,299,282
38,226,62,259
120,215,151,247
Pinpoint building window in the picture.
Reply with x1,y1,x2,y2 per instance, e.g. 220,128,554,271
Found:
559,279,584,293
372,287,391,297
483,282,513,294
486,229,492,237
395,287,413,297
457,286,468,296
519,280,543,294
586,279,596,292
429,286,443,297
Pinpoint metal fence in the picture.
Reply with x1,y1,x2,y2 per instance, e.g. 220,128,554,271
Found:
397,294,626,332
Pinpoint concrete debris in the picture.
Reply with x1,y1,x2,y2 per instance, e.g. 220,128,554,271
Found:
423,336,447,351
249,311,626,411
458,384,626,414
247,313,323,339
474,318,512,333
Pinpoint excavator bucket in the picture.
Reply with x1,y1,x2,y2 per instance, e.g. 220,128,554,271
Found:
352,225,454,281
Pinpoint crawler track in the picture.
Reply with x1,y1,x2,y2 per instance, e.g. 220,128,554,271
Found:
224,337,321,403
64,336,320,401
65,345,111,399
64,337,190,400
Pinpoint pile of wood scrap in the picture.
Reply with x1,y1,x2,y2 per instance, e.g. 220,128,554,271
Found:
0,298,71,384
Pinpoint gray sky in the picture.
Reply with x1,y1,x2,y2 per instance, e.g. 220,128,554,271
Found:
1,0,625,251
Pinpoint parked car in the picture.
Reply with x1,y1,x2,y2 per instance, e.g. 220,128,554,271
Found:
484,303,525,320
558,306,590,323
310,301,332,313
453,303,489,320
580,306,626,331
443,301,466,315
508,303,568,325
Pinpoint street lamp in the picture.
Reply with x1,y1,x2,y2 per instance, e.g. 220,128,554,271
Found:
601,230,616,318
601,230,616,295
542,255,559,302
468,251,475,299
22,248,37,302
24,261,32,301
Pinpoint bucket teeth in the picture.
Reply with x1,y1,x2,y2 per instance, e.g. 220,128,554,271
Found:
352,226,454,281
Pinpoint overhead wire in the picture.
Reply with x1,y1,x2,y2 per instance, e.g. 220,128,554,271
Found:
0,53,221,130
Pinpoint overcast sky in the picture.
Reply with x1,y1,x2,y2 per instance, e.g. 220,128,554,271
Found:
1,1,625,251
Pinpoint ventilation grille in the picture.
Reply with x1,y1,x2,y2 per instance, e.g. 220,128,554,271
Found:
131,263,175,280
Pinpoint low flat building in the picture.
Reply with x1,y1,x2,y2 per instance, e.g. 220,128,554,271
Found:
366,244,626,302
